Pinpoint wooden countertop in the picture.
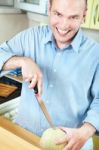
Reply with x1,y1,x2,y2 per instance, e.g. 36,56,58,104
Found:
0,116,41,150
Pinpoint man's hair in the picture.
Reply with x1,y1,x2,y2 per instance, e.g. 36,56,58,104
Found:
49,0,88,6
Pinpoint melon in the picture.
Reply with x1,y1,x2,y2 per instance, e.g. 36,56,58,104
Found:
40,128,67,150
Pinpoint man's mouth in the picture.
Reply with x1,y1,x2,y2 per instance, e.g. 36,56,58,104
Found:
56,27,70,35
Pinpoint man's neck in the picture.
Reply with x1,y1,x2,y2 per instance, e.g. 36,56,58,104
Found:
56,40,71,49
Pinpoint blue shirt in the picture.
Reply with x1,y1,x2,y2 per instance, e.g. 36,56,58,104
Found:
0,25,99,150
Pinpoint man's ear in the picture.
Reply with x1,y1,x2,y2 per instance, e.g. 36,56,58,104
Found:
82,8,87,24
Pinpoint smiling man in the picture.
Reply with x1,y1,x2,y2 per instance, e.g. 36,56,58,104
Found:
49,0,87,49
0,0,99,150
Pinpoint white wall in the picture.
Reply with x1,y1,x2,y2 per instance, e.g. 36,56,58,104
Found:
27,12,48,27
0,11,28,43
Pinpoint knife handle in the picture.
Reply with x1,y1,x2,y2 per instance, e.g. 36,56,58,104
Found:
29,81,38,94
34,84,38,94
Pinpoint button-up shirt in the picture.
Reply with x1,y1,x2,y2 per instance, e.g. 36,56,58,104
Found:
0,25,99,150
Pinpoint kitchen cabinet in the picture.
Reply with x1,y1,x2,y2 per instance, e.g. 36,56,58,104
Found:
93,136,99,150
81,0,94,28
0,0,13,6
82,0,99,30
0,75,22,122
15,0,48,15
90,0,99,30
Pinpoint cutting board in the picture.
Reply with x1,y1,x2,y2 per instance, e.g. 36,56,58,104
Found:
0,83,18,97
0,127,41,150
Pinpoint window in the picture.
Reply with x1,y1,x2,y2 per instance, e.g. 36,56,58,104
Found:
0,0,14,6
15,0,48,14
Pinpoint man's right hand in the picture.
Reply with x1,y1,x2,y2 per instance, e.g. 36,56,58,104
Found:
3,56,43,96
21,57,43,96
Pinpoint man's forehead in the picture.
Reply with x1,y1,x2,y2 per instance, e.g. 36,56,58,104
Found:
50,0,87,5
50,0,86,11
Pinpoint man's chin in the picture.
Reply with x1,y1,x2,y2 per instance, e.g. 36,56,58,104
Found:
56,38,71,44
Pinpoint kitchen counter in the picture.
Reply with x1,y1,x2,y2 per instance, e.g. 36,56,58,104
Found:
1,114,99,150
0,116,41,150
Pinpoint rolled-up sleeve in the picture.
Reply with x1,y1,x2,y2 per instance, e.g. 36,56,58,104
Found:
0,30,28,71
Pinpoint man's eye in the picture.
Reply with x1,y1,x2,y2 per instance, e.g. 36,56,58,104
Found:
57,13,61,16
54,12,61,17
71,16,79,20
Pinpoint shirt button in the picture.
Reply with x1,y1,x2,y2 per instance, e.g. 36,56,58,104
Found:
41,128,43,132
57,52,61,56
46,100,49,104
53,69,56,72
49,84,53,88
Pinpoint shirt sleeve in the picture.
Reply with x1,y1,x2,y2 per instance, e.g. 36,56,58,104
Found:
83,64,99,134
0,28,33,72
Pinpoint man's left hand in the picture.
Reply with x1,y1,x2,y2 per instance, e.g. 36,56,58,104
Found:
56,123,96,150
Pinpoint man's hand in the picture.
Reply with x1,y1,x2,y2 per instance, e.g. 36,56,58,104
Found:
3,56,43,95
56,123,96,150
21,57,43,96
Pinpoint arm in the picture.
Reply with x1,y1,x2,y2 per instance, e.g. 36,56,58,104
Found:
0,31,26,72
0,28,36,72
0,28,43,95
83,64,99,135
3,56,43,95
2,56,22,71
56,123,96,150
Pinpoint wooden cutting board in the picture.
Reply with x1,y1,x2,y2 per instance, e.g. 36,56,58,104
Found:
0,127,41,150
0,83,18,97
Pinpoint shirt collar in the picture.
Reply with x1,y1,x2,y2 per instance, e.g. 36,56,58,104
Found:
43,27,53,44
43,27,83,53
70,29,83,53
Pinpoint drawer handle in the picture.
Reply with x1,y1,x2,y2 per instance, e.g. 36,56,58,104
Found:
94,4,98,25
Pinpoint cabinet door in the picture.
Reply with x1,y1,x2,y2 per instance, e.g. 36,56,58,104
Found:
81,0,94,28
0,0,13,6
93,136,99,150
90,0,99,30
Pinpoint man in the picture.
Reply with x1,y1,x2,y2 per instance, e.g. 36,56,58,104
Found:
0,0,99,149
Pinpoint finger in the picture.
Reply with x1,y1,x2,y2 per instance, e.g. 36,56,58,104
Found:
71,143,80,150
56,135,68,145
56,131,68,144
37,79,43,96
59,127,68,133
24,74,33,82
59,127,70,139
25,73,34,81
63,139,75,150
72,142,83,150
59,127,72,140
37,73,43,96
28,74,37,88
25,78,32,82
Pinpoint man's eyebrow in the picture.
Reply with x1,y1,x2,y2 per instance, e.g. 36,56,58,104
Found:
53,10,61,13
53,10,64,16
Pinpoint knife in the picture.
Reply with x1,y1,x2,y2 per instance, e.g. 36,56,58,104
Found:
34,85,55,129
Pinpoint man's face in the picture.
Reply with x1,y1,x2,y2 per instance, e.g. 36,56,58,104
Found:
48,0,87,48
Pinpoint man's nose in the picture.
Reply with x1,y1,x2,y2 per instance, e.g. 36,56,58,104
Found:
61,18,71,29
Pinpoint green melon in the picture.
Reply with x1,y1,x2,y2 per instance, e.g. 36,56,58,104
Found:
40,128,67,150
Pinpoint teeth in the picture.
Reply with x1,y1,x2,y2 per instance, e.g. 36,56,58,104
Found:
57,28,68,35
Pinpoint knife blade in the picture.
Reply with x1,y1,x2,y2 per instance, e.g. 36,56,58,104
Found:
34,85,55,129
